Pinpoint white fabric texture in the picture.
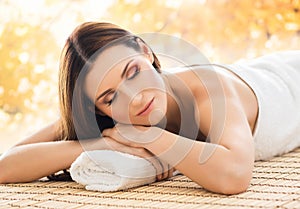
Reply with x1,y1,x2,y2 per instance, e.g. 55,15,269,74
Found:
70,150,157,192
222,50,300,160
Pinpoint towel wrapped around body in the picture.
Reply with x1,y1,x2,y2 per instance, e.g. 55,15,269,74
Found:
222,50,300,160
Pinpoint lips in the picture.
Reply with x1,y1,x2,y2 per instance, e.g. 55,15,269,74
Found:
137,98,154,116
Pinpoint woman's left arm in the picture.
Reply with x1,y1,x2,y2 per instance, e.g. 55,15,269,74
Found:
102,97,254,195
148,97,254,195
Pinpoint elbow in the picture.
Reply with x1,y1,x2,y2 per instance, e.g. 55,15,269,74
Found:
0,153,16,184
0,175,6,184
219,176,251,195
218,163,253,195
0,160,7,184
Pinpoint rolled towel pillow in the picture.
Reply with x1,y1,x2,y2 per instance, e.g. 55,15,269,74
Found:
70,150,157,192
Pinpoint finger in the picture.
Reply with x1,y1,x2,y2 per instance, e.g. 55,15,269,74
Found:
102,137,118,151
102,128,126,145
145,154,163,181
154,159,168,181
160,160,170,180
168,167,175,178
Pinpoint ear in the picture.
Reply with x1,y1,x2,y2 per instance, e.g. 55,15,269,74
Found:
136,38,154,64
88,105,106,116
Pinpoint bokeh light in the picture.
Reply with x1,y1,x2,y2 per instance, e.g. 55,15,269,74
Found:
1,0,299,153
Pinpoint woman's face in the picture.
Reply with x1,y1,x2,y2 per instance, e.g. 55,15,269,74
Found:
85,43,167,126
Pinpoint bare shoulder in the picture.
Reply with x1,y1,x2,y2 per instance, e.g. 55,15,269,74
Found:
173,65,258,138
172,65,248,102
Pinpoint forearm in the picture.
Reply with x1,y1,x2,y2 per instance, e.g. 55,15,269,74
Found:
145,131,253,194
0,140,83,183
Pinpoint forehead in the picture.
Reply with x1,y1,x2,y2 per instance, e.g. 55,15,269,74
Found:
84,44,141,100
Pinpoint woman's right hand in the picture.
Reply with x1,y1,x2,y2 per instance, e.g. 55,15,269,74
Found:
92,136,173,181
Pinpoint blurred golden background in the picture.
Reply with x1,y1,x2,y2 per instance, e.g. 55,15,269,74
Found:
1,0,300,153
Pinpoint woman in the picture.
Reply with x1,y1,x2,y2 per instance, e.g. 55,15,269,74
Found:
0,22,299,195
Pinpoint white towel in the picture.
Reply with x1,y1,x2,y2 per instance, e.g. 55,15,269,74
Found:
223,50,300,160
70,150,157,192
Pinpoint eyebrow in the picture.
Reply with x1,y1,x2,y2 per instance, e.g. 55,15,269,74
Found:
96,59,134,101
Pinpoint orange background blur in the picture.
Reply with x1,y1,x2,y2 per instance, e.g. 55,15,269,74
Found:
1,0,299,153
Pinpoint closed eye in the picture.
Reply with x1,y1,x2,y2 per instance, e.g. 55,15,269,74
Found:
104,91,117,106
101,64,140,106
126,65,140,80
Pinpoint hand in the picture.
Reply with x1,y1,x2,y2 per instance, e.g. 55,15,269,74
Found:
102,123,164,147
103,136,173,181
102,124,174,180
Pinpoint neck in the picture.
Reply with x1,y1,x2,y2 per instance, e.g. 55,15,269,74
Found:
166,93,181,133
156,75,181,133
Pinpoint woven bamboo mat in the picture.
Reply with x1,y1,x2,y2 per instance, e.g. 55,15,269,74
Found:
1,148,299,209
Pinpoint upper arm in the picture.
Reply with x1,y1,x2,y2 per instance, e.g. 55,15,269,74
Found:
13,119,62,147
196,81,255,161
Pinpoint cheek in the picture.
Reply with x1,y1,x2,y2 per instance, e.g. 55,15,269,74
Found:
157,90,168,110
110,103,131,123
144,71,164,89
113,111,127,122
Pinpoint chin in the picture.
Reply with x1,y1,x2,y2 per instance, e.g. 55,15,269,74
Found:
127,112,164,126
148,108,167,126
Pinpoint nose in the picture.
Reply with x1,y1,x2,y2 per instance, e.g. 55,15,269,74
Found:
118,82,143,106
131,93,143,106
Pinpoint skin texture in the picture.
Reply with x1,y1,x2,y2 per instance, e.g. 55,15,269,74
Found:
87,42,258,194
0,40,258,194
85,44,168,126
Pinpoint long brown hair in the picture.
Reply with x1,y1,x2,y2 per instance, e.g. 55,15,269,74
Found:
58,22,161,140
